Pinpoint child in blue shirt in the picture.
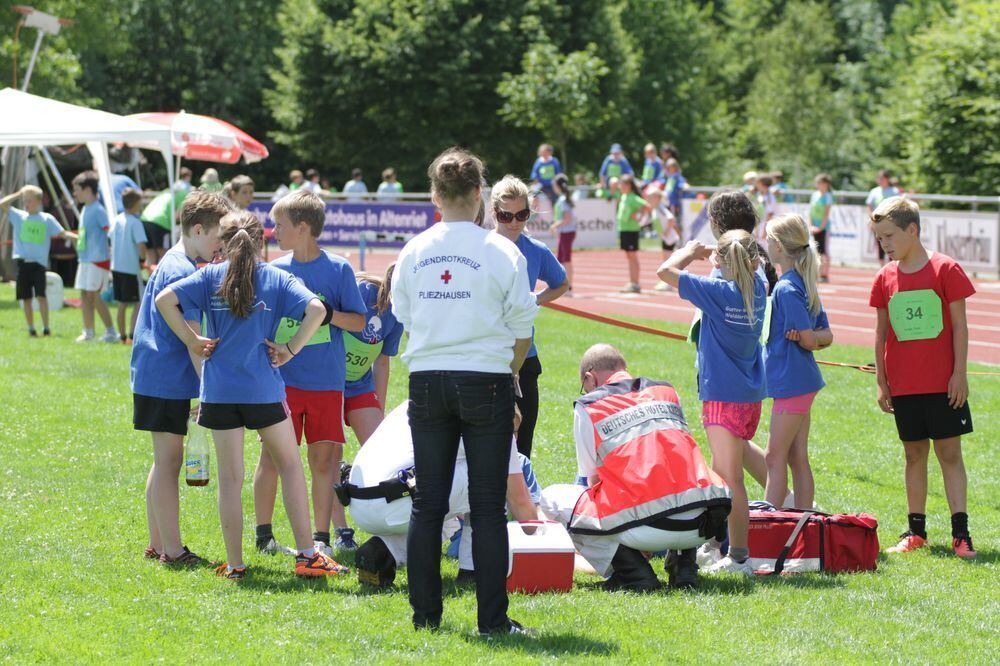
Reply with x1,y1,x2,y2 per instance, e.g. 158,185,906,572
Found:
599,143,633,189
156,211,347,580
71,170,118,343
529,143,562,206
0,185,76,336
641,143,663,185
130,189,230,565
663,158,687,220
658,229,767,576
764,214,833,511
252,190,367,557
109,188,148,342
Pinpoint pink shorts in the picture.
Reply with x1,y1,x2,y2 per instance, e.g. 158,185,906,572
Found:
702,400,762,441
772,391,818,416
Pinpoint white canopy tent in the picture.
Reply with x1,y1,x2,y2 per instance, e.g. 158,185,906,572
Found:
0,88,176,232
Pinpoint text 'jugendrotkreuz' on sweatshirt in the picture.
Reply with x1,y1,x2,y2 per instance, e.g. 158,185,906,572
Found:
391,221,539,374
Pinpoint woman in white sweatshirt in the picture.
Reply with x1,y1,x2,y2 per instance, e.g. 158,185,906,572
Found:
390,147,538,637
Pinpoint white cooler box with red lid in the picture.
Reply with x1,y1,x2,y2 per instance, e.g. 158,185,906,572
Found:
506,520,575,594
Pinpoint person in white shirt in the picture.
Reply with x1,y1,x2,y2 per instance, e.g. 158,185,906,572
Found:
391,147,538,637
343,168,369,202
348,402,542,587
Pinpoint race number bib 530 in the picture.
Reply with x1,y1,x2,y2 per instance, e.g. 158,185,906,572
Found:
888,289,943,341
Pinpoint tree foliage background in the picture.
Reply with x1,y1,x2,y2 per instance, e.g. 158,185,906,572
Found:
1,0,996,194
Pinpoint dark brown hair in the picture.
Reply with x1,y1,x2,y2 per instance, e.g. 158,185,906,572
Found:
428,147,483,202
707,190,778,293
218,211,264,318
72,170,99,195
181,190,233,234
272,189,325,237
121,187,142,211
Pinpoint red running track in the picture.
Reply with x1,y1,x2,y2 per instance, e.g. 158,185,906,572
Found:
281,247,1000,366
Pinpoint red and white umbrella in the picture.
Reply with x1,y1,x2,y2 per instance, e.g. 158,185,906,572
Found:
126,111,268,164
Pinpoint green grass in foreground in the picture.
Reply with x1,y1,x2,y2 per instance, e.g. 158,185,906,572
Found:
0,283,997,663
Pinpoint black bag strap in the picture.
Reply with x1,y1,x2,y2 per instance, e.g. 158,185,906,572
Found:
772,510,814,575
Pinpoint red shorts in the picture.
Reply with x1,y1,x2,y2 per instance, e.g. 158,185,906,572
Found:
285,386,345,445
344,391,382,427
772,391,818,416
557,231,575,263
702,400,762,441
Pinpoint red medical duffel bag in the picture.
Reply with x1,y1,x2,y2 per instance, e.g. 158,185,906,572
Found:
748,509,879,574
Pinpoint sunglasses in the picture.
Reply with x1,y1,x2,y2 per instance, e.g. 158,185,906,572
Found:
494,207,531,224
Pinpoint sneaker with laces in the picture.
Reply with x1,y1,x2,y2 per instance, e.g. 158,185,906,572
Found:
952,535,977,559
101,330,120,343
619,282,641,294
160,546,208,567
315,540,333,558
695,542,722,568
480,618,537,638
653,281,673,292
703,556,754,575
75,332,95,343
335,527,358,550
886,531,928,554
257,537,295,556
214,563,247,580
295,551,350,577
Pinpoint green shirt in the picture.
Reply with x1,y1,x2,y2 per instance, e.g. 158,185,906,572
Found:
141,189,189,231
616,192,645,232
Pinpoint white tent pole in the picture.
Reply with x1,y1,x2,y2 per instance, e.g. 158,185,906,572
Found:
20,31,45,92
86,141,118,220
38,145,81,223
163,144,176,243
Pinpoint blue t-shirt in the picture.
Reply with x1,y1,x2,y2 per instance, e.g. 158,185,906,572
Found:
77,202,111,264
345,281,405,398
271,251,367,392
599,156,633,179
171,262,318,404
8,207,63,267
109,212,148,275
771,181,794,203
530,157,563,186
99,174,140,215
679,272,767,403
664,172,687,208
130,249,203,400
554,195,576,233
515,233,566,358
641,157,663,183
764,270,827,399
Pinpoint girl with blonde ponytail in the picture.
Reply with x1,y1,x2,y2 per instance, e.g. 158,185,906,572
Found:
155,210,348,580
657,229,768,575
762,214,833,510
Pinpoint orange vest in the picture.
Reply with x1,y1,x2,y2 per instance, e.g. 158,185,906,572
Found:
570,374,731,535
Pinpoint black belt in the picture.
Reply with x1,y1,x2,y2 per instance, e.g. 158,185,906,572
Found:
334,468,415,507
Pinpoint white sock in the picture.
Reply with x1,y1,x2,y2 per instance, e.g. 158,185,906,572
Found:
84,328,95,337
300,547,315,557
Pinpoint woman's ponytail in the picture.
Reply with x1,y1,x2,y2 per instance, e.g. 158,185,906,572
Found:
718,230,761,326
218,212,264,318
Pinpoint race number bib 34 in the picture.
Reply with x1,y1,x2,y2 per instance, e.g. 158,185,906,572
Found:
274,317,331,346
888,289,943,341
19,219,47,245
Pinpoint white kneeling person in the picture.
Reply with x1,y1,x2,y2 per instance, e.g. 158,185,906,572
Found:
345,402,542,587
540,344,732,592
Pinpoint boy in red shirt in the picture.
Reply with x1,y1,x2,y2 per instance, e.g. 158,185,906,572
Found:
869,197,976,558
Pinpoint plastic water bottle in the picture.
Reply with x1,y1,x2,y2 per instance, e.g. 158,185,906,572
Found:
185,419,211,487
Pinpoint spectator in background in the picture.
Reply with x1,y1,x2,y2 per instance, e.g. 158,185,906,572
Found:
572,174,589,203
225,175,255,210
810,173,834,282
770,171,794,203
550,174,576,293
742,171,758,193
641,143,663,186
753,175,777,246
320,176,336,193
660,143,680,164
344,168,369,202
865,169,901,265
599,143,633,190
663,158,687,222
289,170,306,191
303,168,325,195
200,168,224,192
141,187,188,265
377,168,405,201
173,167,193,193
529,143,562,205
102,171,140,216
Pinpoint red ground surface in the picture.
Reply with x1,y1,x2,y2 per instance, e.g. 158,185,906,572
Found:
280,246,1000,367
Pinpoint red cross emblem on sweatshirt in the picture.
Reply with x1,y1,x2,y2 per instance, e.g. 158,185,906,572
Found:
440,270,453,284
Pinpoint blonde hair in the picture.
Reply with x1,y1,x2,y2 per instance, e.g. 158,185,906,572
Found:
272,188,325,237
871,196,920,232
766,214,822,315
490,174,531,211
716,230,762,326
356,262,396,316
0,184,43,207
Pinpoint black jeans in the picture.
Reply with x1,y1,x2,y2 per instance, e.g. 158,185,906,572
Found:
514,355,542,459
407,370,515,633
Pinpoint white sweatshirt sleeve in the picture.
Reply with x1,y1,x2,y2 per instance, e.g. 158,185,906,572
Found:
574,402,599,480
390,249,412,331
503,250,539,339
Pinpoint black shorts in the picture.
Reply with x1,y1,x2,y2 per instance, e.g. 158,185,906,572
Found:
198,402,288,431
620,231,640,252
133,394,191,436
814,229,828,255
112,271,142,304
892,393,973,442
661,239,677,251
142,221,170,251
15,259,47,300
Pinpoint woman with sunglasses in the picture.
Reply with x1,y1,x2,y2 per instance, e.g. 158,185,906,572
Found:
390,148,538,637
491,175,570,460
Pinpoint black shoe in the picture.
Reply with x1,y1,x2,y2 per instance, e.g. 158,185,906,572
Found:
42,328,51,336
455,568,476,586
413,618,441,632
28,329,38,337
604,545,662,593
356,537,397,588
480,618,536,638
602,572,662,593
666,549,698,589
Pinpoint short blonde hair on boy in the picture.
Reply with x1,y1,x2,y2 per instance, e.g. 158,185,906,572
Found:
871,196,919,232
272,188,326,237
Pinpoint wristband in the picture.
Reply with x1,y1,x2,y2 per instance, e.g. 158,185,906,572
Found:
321,300,334,326
286,343,298,357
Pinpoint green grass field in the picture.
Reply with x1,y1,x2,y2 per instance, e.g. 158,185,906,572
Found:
0,282,997,664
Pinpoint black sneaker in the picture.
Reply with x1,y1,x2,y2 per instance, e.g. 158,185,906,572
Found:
480,618,537,638
335,527,358,550
455,568,476,586
42,328,51,336
28,329,38,337
666,549,699,589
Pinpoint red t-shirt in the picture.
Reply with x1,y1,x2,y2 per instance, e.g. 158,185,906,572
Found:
869,252,975,396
